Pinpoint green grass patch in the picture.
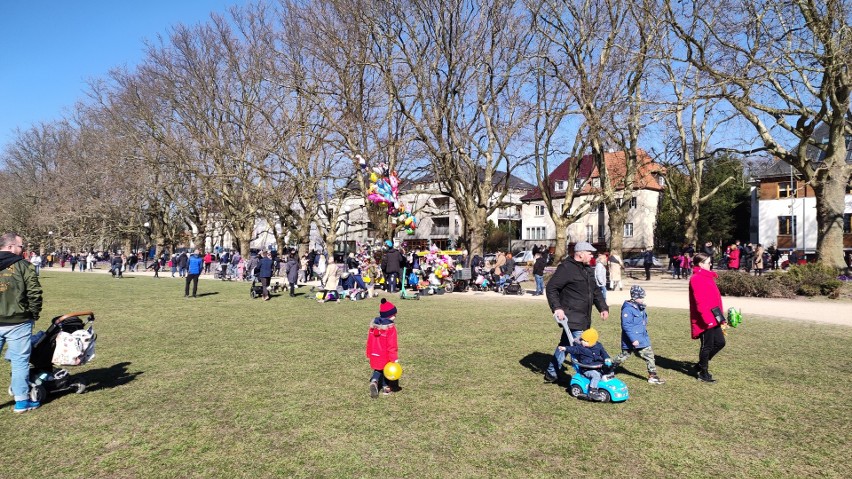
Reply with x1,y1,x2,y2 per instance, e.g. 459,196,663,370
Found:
1,272,850,478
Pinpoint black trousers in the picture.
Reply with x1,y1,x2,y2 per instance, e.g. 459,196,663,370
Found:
260,277,271,299
185,274,199,297
698,326,726,374
644,264,652,280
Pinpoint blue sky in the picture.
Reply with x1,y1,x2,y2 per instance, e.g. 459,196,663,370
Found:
0,0,247,151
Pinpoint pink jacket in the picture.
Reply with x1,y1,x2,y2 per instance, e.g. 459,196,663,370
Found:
688,267,724,339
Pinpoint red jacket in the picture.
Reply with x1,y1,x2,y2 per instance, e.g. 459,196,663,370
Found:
688,267,724,339
727,247,740,269
366,318,398,370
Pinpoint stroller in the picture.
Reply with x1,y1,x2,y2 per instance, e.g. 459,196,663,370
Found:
501,273,525,295
249,280,266,299
17,311,96,403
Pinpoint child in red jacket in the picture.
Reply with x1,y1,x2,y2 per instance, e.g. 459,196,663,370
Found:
366,298,399,398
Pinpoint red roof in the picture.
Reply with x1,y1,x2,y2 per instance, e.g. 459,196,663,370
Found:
520,149,666,201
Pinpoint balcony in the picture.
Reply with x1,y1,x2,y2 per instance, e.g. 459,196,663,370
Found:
430,226,450,236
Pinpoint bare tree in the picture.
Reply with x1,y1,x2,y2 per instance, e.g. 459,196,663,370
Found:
665,0,852,268
367,0,535,256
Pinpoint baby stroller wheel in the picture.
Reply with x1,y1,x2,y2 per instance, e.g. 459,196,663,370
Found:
569,384,582,397
30,384,47,403
72,381,87,394
250,289,257,299
518,289,525,296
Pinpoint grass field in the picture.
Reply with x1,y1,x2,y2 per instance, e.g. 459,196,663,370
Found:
1,272,850,478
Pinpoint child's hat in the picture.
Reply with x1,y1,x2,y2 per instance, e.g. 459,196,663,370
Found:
630,285,646,300
379,298,397,318
580,328,599,346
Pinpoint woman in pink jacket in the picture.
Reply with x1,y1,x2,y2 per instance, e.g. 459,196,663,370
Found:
688,252,726,383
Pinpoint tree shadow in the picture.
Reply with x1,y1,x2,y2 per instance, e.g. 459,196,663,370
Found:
653,355,696,377
78,361,143,392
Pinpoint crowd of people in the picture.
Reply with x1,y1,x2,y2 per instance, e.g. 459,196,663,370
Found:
2,231,744,411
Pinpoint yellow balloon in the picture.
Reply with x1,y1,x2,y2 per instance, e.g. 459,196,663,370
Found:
384,361,403,381
370,172,379,182
363,276,371,283
316,292,325,300
404,217,412,225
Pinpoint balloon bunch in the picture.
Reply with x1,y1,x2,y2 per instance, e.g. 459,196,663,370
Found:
421,244,455,279
363,159,418,235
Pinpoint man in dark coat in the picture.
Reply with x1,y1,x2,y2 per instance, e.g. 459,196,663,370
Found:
543,241,609,383
381,241,403,293
257,252,274,301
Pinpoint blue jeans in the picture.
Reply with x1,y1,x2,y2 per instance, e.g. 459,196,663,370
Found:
0,321,33,401
34,265,40,276
546,328,584,377
584,369,602,389
599,286,607,301
534,274,544,295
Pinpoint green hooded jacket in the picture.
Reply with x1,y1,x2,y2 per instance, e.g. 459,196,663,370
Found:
0,252,42,325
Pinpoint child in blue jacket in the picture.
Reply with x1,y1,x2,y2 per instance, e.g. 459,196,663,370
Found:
613,286,665,384
564,328,612,401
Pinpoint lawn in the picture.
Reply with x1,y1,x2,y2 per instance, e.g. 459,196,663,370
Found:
1,272,850,478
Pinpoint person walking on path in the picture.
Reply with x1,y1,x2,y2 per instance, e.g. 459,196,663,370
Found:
689,252,726,383
0,233,43,413
543,241,609,383
203,252,213,274
594,254,608,301
532,252,547,296
727,243,741,270
185,249,204,298
608,252,623,291
642,247,654,281
257,252,274,301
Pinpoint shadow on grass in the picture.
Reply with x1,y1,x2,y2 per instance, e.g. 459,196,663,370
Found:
79,361,143,392
195,292,219,298
518,351,572,387
653,355,696,377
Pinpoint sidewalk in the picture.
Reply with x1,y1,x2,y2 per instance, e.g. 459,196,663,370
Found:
44,265,852,327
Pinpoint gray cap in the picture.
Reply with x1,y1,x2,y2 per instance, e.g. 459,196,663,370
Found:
574,241,597,253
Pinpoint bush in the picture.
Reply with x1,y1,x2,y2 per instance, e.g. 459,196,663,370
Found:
717,270,795,298
717,264,842,298
786,263,842,296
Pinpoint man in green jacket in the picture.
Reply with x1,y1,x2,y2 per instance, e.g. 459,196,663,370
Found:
0,233,43,413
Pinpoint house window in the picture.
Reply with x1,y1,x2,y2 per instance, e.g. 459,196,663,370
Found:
598,203,605,213
778,216,797,235
574,179,583,190
586,225,594,242
554,181,566,192
534,205,546,216
844,214,851,234
624,223,634,237
778,181,796,199
525,226,546,240
630,197,637,209
592,178,600,188
657,175,665,187
616,198,623,208
597,224,606,242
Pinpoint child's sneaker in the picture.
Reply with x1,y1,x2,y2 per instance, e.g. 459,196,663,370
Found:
382,386,393,396
369,381,379,399
648,373,666,384
12,400,40,414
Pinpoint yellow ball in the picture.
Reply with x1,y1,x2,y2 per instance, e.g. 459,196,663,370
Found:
383,361,402,381
316,292,325,300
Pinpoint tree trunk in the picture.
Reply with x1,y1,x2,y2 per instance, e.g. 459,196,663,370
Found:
607,209,625,258
552,216,570,263
466,209,488,259
683,207,700,248
812,172,851,269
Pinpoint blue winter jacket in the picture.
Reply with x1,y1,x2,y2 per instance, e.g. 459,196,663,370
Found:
620,300,651,350
564,342,610,371
188,255,204,275
258,257,274,278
